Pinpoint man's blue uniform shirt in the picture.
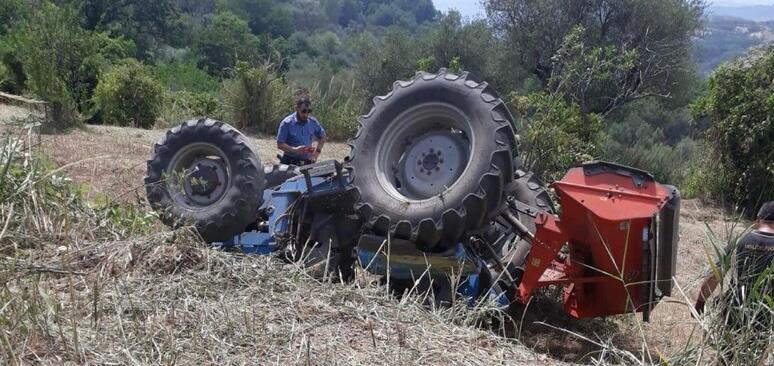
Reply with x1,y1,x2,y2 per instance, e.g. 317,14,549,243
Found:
276,112,325,159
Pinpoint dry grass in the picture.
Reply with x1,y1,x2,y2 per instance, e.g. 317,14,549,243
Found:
0,104,38,123
2,230,553,365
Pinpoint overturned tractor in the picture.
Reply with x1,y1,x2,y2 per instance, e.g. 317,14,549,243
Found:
145,70,680,320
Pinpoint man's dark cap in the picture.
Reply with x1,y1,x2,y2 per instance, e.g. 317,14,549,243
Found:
758,201,774,221
296,95,312,108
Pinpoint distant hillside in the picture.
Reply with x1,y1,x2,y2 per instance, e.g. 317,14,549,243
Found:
710,5,774,22
693,15,773,74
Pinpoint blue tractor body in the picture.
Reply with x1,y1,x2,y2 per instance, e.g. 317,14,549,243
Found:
214,160,508,306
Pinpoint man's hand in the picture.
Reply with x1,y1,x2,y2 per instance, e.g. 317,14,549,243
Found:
290,145,314,154
311,150,320,162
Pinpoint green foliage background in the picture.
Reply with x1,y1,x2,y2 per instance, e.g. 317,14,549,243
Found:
689,46,774,214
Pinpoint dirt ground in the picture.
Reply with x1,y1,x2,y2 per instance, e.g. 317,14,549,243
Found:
1,104,749,363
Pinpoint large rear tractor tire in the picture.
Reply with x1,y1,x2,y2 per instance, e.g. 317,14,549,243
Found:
145,118,264,242
348,69,518,250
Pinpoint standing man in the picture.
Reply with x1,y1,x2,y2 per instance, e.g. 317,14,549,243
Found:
276,95,326,166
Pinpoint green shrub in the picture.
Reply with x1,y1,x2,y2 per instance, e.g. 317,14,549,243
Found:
158,90,221,129
690,46,774,214
93,59,164,129
303,79,359,140
221,61,290,133
0,61,7,86
153,59,220,93
508,92,606,182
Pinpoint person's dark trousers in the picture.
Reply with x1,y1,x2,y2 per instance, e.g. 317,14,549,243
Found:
279,154,312,166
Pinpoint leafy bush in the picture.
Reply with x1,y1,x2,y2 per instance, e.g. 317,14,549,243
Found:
221,61,290,133
690,46,774,215
352,29,420,99
0,60,7,86
153,59,220,93
93,59,164,129
508,92,605,182
0,36,25,93
603,135,698,185
158,90,221,129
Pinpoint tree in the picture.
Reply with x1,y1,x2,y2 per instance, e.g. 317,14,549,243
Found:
352,29,421,99
194,11,260,75
509,92,605,182
14,2,124,126
690,46,774,215
420,11,494,79
220,0,293,37
484,0,705,115
77,0,181,60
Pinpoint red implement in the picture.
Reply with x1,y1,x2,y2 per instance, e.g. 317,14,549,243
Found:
517,162,680,319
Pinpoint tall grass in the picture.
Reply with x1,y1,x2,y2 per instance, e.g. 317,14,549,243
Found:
221,62,290,134
303,75,360,141
693,220,773,365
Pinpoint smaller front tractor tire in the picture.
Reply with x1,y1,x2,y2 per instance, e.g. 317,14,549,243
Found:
145,118,264,242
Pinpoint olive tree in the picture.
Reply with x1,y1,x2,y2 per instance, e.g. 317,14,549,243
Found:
484,0,705,115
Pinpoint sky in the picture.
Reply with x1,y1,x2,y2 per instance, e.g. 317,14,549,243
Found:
712,0,774,4
432,0,774,20
432,0,484,18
